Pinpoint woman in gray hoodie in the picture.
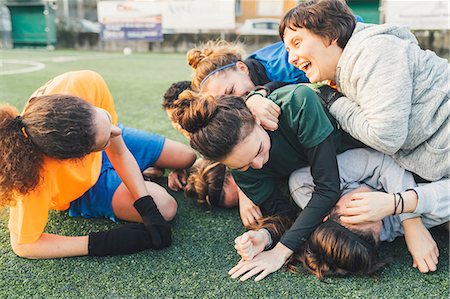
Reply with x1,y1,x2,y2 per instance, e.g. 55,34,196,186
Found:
280,0,449,181
277,0,449,274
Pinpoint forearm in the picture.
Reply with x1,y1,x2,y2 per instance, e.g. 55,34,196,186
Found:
11,232,88,259
280,138,340,250
107,141,148,199
330,97,406,155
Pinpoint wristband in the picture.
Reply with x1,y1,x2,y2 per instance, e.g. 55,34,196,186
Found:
244,86,270,102
259,228,273,250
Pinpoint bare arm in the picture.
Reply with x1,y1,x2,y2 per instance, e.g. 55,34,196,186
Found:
10,231,88,259
105,135,148,199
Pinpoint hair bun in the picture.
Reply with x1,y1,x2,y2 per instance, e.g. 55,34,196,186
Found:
187,49,205,69
173,91,218,134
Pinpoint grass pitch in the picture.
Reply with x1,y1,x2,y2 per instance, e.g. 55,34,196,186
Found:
0,49,448,298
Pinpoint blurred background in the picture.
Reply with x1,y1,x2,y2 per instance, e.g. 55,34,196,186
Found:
0,0,448,56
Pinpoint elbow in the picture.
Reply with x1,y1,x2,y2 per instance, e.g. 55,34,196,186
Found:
10,233,39,259
11,242,37,259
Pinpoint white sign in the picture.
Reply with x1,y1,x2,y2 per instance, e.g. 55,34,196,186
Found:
382,0,449,29
98,1,163,40
162,0,235,32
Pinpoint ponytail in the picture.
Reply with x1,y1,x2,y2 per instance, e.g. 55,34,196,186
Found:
0,105,43,206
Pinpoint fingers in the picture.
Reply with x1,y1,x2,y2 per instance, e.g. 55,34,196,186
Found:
254,269,271,282
269,101,281,115
239,266,264,281
253,206,263,219
229,261,256,279
260,119,278,131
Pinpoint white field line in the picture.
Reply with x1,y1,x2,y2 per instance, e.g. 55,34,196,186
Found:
0,60,46,75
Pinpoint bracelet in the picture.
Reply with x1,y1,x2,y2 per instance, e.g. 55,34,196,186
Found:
397,192,405,214
258,228,273,250
244,91,266,102
244,85,270,102
392,193,400,215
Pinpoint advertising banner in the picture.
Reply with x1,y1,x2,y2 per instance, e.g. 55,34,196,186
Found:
98,1,163,41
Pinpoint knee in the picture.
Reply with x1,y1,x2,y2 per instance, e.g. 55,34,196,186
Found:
159,194,177,221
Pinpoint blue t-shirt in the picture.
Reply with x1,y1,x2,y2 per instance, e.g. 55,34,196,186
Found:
247,41,309,84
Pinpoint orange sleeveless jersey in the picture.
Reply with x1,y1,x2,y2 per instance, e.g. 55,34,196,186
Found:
9,70,118,244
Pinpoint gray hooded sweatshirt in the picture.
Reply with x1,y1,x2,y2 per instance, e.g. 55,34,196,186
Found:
332,23,449,181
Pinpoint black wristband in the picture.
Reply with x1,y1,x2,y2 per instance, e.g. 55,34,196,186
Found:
245,86,270,102
264,81,288,94
133,195,172,249
88,224,152,257
316,85,344,110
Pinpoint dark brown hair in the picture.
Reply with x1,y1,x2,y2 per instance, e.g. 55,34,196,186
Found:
279,0,356,48
162,81,193,110
184,159,231,209
249,214,388,279
0,95,96,206
171,90,255,161
297,215,387,279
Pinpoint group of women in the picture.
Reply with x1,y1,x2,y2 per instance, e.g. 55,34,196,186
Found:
1,0,448,280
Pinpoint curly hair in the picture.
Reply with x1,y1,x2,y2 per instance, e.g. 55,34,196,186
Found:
184,159,230,208
186,40,247,89
162,80,193,110
279,0,356,48
171,89,255,161
0,95,96,207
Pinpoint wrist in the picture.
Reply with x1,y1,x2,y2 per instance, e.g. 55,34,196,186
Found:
402,190,418,213
402,216,422,229
258,228,272,250
245,86,269,102
272,242,293,261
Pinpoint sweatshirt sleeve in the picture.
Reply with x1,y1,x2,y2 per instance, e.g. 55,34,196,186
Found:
279,135,341,251
332,37,413,155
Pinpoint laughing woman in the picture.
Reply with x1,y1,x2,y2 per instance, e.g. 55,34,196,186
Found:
171,83,364,281
0,70,195,259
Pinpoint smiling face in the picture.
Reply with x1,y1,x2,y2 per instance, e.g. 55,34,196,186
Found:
92,107,122,152
202,62,256,96
221,124,271,172
283,27,342,83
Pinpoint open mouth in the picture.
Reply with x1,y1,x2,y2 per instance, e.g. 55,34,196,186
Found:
298,61,311,72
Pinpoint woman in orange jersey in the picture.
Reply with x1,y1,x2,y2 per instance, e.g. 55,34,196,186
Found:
0,70,195,259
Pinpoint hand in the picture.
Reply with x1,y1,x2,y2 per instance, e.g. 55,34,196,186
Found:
238,191,263,227
403,217,439,273
234,230,269,261
339,191,394,224
168,169,187,191
228,243,293,282
133,196,172,249
246,94,280,131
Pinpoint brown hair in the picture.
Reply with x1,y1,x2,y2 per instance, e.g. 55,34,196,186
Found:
296,214,387,279
187,40,246,89
0,95,96,207
184,159,231,208
249,214,388,279
171,90,255,161
279,0,356,48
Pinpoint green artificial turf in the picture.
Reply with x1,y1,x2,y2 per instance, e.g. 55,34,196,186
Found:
0,49,448,298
